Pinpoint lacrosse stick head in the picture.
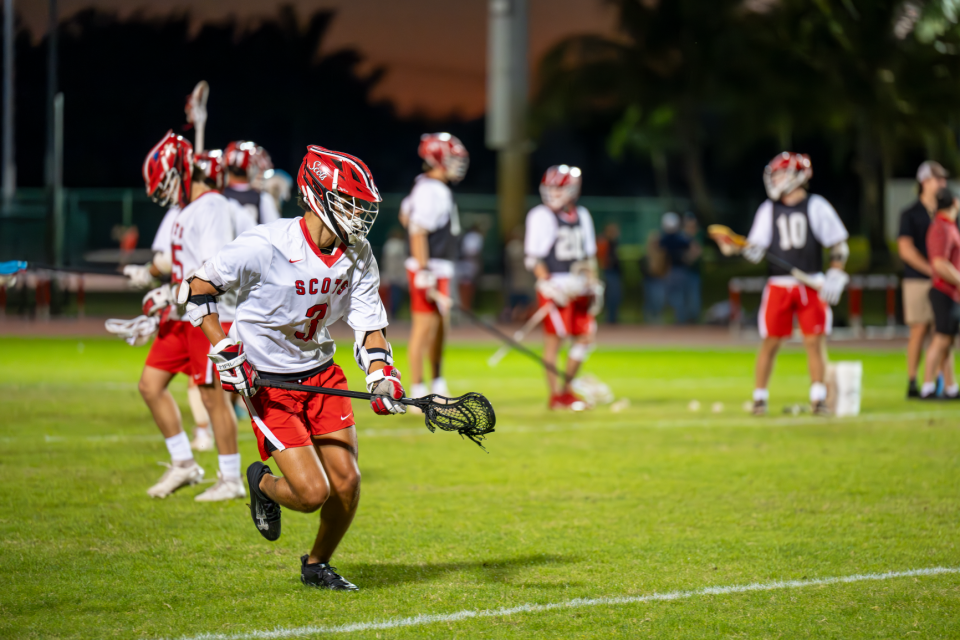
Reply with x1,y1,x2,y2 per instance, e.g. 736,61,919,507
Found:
417,392,496,450
707,225,748,257
185,81,209,126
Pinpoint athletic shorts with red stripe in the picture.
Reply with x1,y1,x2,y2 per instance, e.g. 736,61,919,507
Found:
145,320,234,385
537,293,596,337
759,282,831,338
247,363,356,461
407,268,451,313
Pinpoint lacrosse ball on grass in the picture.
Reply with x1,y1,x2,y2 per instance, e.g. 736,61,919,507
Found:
711,402,724,413
688,400,701,412
742,401,754,413
610,398,630,413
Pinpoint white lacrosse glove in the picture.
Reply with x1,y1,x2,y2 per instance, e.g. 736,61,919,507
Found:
819,268,849,306
208,340,259,397
536,278,570,307
588,281,605,317
123,264,155,289
105,315,160,347
413,269,437,290
366,365,406,415
741,243,766,264
142,285,173,317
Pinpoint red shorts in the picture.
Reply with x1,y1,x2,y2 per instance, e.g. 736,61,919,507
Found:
407,269,451,314
538,293,595,338
759,283,831,338
145,320,233,385
247,364,355,461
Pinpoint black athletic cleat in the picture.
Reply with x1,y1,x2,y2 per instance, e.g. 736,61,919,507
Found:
752,399,768,416
301,556,359,591
246,462,281,541
811,400,831,416
907,380,920,399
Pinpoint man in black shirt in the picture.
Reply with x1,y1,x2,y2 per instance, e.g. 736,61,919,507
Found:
898,160,949,397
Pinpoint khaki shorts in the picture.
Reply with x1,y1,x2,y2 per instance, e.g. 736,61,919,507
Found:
903,278,934,325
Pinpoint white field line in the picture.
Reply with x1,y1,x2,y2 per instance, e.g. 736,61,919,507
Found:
10,409,959,447
172,566,960,640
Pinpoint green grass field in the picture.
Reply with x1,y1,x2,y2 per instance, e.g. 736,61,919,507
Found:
1,336,959,639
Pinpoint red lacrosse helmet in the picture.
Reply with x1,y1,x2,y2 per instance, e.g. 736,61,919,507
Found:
225,141,273,188
297,145,382,246
194,149,226,191
418,132,469,184
540,165,582,211
763,152,812,201
143,130,193,207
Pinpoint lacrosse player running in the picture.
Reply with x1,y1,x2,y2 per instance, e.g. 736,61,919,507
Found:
741,152,850,416
138,132,243,500
399,133,469,399
224,141,280,227
525,165,600,410
181,145,404,591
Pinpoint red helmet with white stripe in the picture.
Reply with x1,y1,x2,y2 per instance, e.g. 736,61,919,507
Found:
194,149,226,191
419,132,469,183
143,130,193,207
225,141,273,186
297,145,382,246
540,165,582,211
763,152,812,201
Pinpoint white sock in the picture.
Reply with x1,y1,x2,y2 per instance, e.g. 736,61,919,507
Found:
219,453,241,480
165,432,193,463
410,382,428,398
753,388,769,402
194,426,211,439
946,384,959,397
921,382,936,397
431,377,448,392
810,382,827,403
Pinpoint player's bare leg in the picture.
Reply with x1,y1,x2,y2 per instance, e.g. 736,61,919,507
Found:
138,365,204,497
259,445,331,512
752,336,782,415
922,333,955,397
906,323,929,394
308,427,361,563
428,310,448,394
543,333,563,396
409,310,442,397
194,381,244,501
803,334,830,414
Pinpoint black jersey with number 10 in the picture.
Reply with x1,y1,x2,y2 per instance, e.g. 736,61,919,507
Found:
768,197,822,276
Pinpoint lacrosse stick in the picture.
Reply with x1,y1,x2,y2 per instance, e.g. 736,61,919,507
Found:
185,81,209,154
707,224,822,290
487,302,554,367
0,260,126,277
253,379,496,450
429,290,570,382
105,315,160,347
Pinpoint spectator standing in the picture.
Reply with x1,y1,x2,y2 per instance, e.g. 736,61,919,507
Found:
596,223,623,323
682,212,704,323
660,212,697,324
898,161,951,398
920,188,960,399
457,224,485,311
381,228,409,319
642,229,668,323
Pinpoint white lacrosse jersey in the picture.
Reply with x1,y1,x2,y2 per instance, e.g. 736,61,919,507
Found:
206,217,388,374
401,174,459,278
152,207,179,253
171,191,237,320
524,204,597,292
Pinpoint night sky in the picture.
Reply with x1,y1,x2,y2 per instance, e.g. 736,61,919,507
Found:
18,0,617,117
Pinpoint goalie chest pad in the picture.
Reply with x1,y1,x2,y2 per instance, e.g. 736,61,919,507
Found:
768,197,822,277
544,207,588,274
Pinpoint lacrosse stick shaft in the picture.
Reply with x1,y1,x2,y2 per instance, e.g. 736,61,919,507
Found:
1,260,125,276
431,291,569,382
762,254,822,290
708,225,822,291
488,302,553,367
254,378,423,407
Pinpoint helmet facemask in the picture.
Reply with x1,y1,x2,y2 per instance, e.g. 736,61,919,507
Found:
540,184,579,211
152,170,182,207
444,155,469,184
763,153,812,201
302,171,379,246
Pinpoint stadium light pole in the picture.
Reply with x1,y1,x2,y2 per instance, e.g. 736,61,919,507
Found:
45,0,57,190
486,0,528,239
2,0,15,206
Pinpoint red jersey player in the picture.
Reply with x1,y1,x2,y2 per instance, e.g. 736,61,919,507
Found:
139,132,243,500
400,133,469,399
181,145,404,591
525,165,600,410
742,152,850,415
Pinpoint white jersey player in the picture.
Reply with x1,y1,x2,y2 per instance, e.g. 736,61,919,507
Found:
182,145,403,591
525,165,600,410
138,133,242,501
742,152,850,415
400,132,468,399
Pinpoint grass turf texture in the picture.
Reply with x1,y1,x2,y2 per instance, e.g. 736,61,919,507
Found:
1,337,958,639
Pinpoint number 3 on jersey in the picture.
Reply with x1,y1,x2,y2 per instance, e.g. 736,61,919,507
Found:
295,304,328,342
776,213,807,250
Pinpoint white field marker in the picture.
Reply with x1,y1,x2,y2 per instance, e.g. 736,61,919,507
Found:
172,566,959,640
